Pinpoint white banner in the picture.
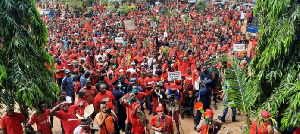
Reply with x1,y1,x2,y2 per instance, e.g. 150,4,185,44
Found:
164,32,168,38
124,20,137,31
233,44,246,51
115,37,124,43
168,71,181,81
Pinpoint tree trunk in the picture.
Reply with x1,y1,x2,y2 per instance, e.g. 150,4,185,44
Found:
19,104,30,134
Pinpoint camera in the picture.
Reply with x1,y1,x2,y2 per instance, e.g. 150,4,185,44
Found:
145,119,149,124
169,91,176,107
106,108,112,115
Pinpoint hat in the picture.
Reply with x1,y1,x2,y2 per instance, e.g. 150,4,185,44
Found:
80,117,93,126
204,78,212,84
130,77,137,84
203,109,214,117
261,110,271,118
131,62,136,66
170,83,177,90
6,105,14,111
133,89,139,94
143,56,147,59
188,91,193,94
118,75,125,80
65,69,71,74
186,67,191,70
55,58,61,62
85,70,90,75
73,68,79,73
90,70,95,75
156,106,164,112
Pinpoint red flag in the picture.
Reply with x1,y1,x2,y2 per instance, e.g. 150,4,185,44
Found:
84,20,93,33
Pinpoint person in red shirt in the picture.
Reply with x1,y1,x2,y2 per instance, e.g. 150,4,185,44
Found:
120,91,140,134
81,79,98,105
150,106,174,134
94,83,116,113
50,101,86,134
249,111,274,134
179,56,192,74
27,102,52,134
182,67,193,92
55,58,66,87
144,71,155,115
105,72,116,91
131,102,149,134
77,90,89,117
1,105,24,134
151,83,165,115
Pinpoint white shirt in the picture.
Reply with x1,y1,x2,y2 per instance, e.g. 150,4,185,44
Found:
240,12,246,19
97,53,107,62
73,126,82,134
126,68,137,73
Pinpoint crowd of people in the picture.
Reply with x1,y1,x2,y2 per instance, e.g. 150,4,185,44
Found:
1,0,276,134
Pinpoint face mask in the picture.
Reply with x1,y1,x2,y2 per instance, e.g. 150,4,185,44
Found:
133,89,138,94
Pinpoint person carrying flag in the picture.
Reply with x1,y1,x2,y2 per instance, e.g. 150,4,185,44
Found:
195,109,222,134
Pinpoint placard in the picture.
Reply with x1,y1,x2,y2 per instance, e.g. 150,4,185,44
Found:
124,20,137,31
233,44,246,51
115,37,124,43
168,71,182,81
164,32,168,37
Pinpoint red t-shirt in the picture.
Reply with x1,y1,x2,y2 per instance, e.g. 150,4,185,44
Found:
144,77,155,95
131,112,145,134
136,92,148,102
55,63,65,78
150,115,173,134
28,109,51,134
56,105,80,134
81,86,98,104
123,100,134,123
249,121,270,134
77,98,89,116
1,113,24,134
105,77,116,91
93,91,115,110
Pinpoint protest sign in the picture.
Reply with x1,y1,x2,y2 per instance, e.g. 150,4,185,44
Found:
124,20,137,31
233,44,246,51
168,71,182,81
115,37,124,43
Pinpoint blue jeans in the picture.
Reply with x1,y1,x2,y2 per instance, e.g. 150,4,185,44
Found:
147,95,153,112
222,107,236,117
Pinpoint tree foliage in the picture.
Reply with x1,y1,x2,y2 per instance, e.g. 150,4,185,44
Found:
0,0,59,115
246,0,300,131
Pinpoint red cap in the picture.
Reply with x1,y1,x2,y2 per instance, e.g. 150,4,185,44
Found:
175,80,181,84
170,83,177,90
261,110,271,118
186,67,191,70
90,70,95,75
203,109,214,117
156,106,164,112
188,91,193,94
73,68,79,73
143,56,147,59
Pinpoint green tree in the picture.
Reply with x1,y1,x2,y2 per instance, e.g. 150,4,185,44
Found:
246,0,300,131
0,0,59,122
221,57,251,132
